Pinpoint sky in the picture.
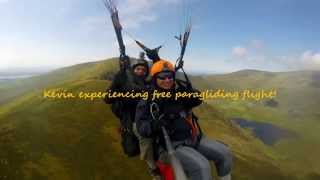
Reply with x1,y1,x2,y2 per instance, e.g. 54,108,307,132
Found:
0,0,320,73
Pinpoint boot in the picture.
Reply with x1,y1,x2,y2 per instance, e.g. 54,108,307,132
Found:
149,167,162,180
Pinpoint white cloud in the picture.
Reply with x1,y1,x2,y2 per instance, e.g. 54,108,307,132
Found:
254,50,320,71
302,51,320,64
231,40,268,63
229,40,319,71
80,0,181,42
231,40,264,58
103,0,180,29
232,46,248,58
300,50,320,69
122,14,158,29
1,0,184,69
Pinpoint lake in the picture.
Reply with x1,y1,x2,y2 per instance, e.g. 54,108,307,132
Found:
232,118,297,145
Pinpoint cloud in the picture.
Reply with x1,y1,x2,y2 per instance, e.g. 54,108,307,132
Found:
232,40,264,58
232,46,248,58
249,50,320,71
122,14,158,29
229,40,320,71
80,0,182,37
300,50,320,69
1,0,185,69
302,51,320,64
232,40,320,71
110,0,181,29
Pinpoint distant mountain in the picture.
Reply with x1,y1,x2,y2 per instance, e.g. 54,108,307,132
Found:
0,59,119,105
0,66,58,76
192,69,320,114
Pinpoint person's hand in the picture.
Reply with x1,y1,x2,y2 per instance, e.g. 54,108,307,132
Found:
120,54,129,61
120,55,130,69
146,49,160,61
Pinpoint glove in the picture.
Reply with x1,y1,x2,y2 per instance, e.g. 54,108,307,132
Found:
120,55,130,70
146,49,160,62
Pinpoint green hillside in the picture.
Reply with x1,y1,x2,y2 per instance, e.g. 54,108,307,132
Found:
0,58,118,106
192,70,320,178
0,59,318,179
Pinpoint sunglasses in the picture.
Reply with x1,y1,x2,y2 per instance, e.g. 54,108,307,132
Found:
156,72,175,80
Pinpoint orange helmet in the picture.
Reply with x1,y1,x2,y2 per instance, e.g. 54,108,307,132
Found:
150,60,175,77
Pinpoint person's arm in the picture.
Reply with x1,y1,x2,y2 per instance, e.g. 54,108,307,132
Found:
135,100,153,138
187,88,202,108
104,71,127,104
176,86,203,109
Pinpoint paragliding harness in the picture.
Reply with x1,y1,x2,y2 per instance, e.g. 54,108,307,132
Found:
134,12,204,149
151,20,204,180
149,88,203,154
119,112,140,157
104,0,139,157
149,90,203,180
110,101,123,119
149,101,188,180
149,22,203,175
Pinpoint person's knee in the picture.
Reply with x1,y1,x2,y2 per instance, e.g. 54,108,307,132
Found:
218,146,233,176
200,158,211,174
193,158,211,178
176,147,212,179
199,138,233,176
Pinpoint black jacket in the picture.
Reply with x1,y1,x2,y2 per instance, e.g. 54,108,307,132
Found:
135,85,202,142
104,69,149,126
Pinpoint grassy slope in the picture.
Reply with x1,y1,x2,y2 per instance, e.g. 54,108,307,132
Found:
0,60,312,179
0,59,149,180
0,58,118,106
192,70,320,177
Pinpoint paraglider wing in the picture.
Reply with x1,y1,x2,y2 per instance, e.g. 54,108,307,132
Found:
175,21,192,71
104,0,129,70
174,21,193,89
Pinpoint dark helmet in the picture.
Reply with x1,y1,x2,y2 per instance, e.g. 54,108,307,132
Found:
131,52,149,76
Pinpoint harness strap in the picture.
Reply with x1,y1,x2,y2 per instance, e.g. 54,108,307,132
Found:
186,114,197,140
